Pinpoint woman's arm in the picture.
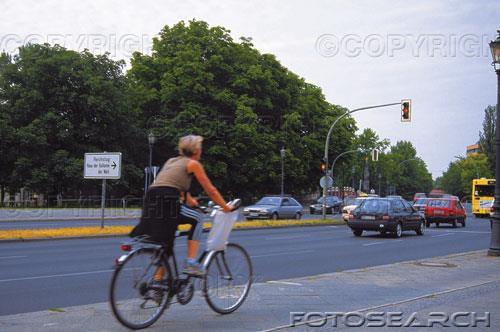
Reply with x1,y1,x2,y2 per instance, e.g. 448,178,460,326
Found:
187,159,230,212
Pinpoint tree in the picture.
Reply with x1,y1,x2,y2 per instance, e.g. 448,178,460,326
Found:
128,20,356,201
0,44,143,201
440,154,492,198
479,105,496,174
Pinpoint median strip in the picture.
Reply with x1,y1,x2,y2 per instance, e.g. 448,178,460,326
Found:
0,219,345,241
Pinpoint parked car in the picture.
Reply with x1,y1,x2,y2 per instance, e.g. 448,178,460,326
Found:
342,196,369,222
243,196,303,220
413,192,427,201
424,198,466,228
413,197,429,216
347,197,425,238
309,196,342,214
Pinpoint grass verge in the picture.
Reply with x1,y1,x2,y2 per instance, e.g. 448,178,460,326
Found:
0,219,345,241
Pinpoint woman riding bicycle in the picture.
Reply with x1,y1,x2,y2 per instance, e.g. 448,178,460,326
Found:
131,134,232,276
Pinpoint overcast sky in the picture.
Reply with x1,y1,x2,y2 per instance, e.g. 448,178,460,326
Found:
1,0,499,178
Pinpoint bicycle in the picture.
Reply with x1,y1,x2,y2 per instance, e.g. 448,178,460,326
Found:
109,199,253,330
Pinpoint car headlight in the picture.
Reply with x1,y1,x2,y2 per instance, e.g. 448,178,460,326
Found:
243,208,249,212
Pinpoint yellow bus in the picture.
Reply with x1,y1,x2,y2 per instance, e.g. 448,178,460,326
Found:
472,178,495,217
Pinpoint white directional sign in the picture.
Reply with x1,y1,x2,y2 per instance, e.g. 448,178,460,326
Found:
84,152,122,179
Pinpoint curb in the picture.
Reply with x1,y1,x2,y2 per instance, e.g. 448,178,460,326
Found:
0,221,346,243
0,216,140,222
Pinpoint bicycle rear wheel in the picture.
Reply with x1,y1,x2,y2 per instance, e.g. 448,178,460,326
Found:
202,243,253,314
109,248,172,329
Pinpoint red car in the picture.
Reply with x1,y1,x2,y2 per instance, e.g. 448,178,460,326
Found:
424,198,466,228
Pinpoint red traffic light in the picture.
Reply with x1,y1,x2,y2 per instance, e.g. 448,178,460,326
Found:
401,99,411,122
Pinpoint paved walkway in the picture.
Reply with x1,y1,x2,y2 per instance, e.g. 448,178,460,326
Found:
0,250,498,331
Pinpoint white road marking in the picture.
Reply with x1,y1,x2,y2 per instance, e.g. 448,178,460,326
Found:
427,229,490,234
266,280,302,286
431,233,454,238
265,235,309,241
251,249,314,258
0,255,27,260
0,269,115,283
362,241,385,246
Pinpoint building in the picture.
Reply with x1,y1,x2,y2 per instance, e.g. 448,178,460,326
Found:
466,144,481,156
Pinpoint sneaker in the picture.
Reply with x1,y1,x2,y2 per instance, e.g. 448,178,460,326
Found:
182,262,204,277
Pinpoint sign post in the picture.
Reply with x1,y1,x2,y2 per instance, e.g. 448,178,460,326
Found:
84,152,122,228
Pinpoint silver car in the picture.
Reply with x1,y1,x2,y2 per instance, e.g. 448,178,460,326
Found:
243,196,303,220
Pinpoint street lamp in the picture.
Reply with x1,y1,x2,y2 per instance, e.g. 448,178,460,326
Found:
280,147,286,197
378,173,382,196
488,30,500,257
148,132,156,170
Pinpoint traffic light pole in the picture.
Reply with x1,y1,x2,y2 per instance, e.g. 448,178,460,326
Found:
322,102,402,219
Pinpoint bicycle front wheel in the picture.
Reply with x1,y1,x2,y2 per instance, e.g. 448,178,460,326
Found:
202,243,253,314
109,248,172,330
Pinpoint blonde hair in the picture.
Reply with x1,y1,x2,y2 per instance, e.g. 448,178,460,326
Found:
178,135,203,157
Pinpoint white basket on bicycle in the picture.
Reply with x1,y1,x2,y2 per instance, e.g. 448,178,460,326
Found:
206,210,239,251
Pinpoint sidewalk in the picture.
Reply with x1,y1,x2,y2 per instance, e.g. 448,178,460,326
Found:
1,250,498,331
0,208,142,221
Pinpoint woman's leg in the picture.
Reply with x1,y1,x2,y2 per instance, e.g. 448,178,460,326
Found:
179,205,203,272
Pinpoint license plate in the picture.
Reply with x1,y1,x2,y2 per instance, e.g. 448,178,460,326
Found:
434,210,444,215
250,213,258,217
361,215,375,220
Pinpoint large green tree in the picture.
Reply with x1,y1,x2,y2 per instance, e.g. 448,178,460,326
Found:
440,154,492,199
0,44,144,201
478,105,496,174
128,20,356,201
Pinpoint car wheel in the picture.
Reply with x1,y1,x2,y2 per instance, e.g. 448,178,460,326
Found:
394,223,402,238
452,219,457,228
416,222,424,236
353,229,363,237
436,223,440,228
271,213,278,220
295,212,302,220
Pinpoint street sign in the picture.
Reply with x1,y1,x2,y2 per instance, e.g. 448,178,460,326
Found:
320,176,334,188
84,152,122,179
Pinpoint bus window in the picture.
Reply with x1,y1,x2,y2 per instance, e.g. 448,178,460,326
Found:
476,185,494,197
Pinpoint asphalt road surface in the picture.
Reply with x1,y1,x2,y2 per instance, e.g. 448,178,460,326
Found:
0,215,491,316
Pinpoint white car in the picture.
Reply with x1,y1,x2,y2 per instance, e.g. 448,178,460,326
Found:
342,197,370,222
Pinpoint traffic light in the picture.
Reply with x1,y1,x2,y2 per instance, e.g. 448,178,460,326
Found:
401,99,411,122
320,158,327,174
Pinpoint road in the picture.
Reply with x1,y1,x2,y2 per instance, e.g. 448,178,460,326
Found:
0,212,334,229
0,215,491,316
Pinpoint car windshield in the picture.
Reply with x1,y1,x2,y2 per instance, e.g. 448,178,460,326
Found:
415,198,428,205
358,199,389,214
256,197,281,206
428,200,450,208
317,197,338,204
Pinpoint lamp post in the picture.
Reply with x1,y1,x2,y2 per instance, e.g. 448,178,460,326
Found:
378,173,382,196
488,30,500,257
146,132,156,191
280,147,286,197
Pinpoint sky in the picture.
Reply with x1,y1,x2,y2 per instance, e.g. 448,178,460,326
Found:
1,0,499,179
